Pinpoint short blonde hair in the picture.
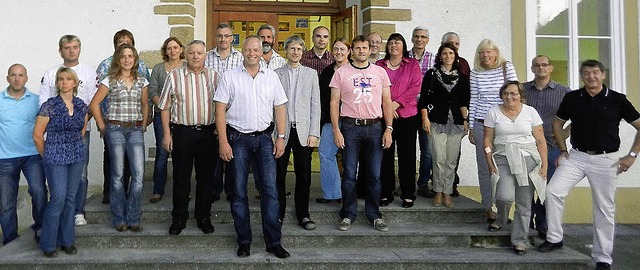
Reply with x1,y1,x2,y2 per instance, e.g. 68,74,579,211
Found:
55,67,79,96
473,39,507,71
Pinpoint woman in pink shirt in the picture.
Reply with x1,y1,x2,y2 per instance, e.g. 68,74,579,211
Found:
376,33,423,208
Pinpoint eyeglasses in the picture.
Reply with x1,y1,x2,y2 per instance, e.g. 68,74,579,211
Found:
534,63,550,67
216,34,233,39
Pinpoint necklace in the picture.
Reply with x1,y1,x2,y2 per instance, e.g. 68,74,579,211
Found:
388,59,401,67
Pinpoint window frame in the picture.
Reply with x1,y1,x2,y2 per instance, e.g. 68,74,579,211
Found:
525,0,625,92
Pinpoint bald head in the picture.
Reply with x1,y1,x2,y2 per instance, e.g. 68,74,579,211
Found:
7,64,28,93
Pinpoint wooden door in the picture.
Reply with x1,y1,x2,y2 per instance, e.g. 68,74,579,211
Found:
331,5,358,42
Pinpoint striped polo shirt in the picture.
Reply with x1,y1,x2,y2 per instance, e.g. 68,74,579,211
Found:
158,66,219,126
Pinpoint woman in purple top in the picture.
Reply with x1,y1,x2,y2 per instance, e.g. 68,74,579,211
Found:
33,67,89,258
376,33,423,208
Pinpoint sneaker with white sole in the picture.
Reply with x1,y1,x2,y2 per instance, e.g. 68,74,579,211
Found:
74,214,87,226
338,218,351,231
373,218,389,232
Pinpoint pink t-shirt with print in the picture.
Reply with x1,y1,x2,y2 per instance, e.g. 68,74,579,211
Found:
329,63,391,119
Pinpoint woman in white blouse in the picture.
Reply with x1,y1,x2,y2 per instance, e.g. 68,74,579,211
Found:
468,39,518,223
483,81,547,255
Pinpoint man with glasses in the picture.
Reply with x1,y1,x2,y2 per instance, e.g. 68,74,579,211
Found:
408,26,435,198
537,59,640,270
523,55,571,239
367,32,384,64
300,26,334,74
206,23,244,203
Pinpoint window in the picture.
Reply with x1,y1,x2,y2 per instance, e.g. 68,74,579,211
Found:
526,0,625,92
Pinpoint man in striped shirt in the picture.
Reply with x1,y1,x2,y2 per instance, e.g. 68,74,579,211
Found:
158,40,220,236
206,23,244,203
300,26,335,74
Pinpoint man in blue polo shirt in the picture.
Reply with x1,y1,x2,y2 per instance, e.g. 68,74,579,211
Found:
538,60,640,270
0,64,47,245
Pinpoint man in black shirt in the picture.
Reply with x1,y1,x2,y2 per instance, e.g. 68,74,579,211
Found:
537,60,640,270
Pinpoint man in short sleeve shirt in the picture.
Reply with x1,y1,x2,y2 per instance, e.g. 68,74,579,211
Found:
538,60,640,270
214,35,290,259
39,34,97,227
330,35,394,232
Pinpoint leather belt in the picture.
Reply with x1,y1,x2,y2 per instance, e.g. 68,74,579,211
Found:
574,148,617,155
108,120,143,127
341,117,381,126
171,123,215,131
227,122,274,136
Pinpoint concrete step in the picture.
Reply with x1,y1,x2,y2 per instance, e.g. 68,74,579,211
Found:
75,222,515,249
83,194,486,225
0,244,592,270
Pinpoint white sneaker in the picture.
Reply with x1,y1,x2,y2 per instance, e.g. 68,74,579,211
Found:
338,218,351,231
74,214,87,226
373,218,389,232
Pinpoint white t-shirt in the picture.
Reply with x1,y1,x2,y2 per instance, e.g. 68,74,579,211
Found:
484,104,543,146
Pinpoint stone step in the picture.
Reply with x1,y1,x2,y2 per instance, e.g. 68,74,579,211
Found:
83,194,486,225
0,244,592,270
75,222,515,249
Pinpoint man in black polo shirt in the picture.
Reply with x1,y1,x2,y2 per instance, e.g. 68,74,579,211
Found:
537,60,640,270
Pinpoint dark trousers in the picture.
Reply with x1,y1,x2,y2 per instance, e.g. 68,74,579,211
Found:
380,115,418,202
170,124,217,222
103,138,130,199
276,127,313,223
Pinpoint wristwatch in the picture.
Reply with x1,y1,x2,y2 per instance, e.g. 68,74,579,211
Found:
277,134,286,139
630,151,638,158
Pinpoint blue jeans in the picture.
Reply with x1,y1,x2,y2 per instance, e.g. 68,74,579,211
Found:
105,124,145,226
152,114,169,196
340,121,383,223
226,129,281,248
318,123,341,200
531,146,561,231
0,155,46,245
75,132,90,215
417,128,433,187
40,161,83,253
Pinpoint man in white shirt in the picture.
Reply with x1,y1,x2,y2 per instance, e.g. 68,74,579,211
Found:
214,35,290,259
39,34,97,227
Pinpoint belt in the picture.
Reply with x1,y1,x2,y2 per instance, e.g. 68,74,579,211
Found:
227,122,274,136
108,120,143,127
574,148,617,155
341,117,381,126
475,118,485,123
171,123,215,131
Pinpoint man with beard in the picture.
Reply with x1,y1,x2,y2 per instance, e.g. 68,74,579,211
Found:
257,24,287,70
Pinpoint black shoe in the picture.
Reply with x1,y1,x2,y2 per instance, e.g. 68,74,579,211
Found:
237,244,251,257
197,218,215,234
379,198,390,207
451,187,460,197
401,199,414,208
169,220,186,235
266,245,290,258
211,194,221,203
417,186,436,198
43,250,58,258
595,262,611,270
537,240,563,252
61,245,77,255
101,196,109,204
537,228,548,239
315,198,341,203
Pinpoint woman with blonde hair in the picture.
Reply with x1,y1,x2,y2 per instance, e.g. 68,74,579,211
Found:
468,39,518,222
34,67,89,257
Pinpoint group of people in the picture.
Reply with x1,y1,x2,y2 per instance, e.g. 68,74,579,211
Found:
1,23,639,270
